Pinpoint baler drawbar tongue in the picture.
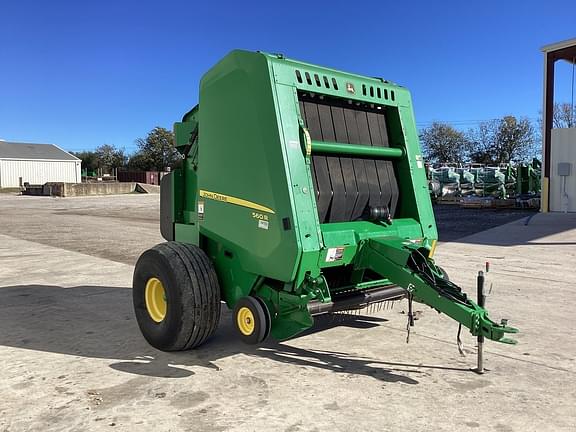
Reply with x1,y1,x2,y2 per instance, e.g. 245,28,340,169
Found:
353,237,519,344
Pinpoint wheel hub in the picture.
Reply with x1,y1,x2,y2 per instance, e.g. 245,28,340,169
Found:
237,306,255,335
145,277,167,323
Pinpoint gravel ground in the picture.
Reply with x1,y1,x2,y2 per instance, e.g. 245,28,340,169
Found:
0,194,162,265
0,194,536,264
433,205,536,242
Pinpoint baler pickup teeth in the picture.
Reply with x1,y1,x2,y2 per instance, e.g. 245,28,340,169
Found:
307,286,405,316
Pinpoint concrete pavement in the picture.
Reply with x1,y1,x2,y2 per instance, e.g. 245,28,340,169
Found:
0,195,574,431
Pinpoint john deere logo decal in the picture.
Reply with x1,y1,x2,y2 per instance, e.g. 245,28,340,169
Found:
346,82,355,94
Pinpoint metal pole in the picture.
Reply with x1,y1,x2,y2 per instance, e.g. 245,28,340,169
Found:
475,270,485,374
571,57,575,127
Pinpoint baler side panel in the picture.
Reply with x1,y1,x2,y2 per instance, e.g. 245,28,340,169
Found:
172,109,199,245
269,80,325,288
388,105,438,241
197,51,301,288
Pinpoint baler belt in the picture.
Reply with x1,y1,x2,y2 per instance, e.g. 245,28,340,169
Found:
354,110,383,209
331,107,359,221
301,101,332,222
342,108,370,221
318,104,347,222
299,98,399,223
374,113,399,215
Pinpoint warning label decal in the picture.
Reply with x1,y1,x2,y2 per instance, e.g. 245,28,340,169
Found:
325,247,345,262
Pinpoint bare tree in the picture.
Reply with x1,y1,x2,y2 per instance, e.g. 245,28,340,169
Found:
419,122,471,164
552,102,576,128
469,116,537,164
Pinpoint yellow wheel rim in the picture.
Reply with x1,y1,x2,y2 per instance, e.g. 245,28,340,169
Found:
237,306,255,336
145,277,167,323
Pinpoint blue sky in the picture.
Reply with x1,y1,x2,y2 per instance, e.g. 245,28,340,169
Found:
1,1,575,153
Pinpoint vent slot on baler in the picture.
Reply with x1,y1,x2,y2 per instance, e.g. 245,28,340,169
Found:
298,93,399,223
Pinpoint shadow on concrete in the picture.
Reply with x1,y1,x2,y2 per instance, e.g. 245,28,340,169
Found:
299,313,387,335
433,205,538,243
435,207,576,246
451,212,576,246
0,285,470,383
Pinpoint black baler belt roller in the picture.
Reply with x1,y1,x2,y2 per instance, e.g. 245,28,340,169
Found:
298,97,400,223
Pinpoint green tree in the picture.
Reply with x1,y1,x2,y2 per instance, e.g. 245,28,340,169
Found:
419,122,471,164
470,116,537,164
134,127,178,171
71,151,98,171
127,152,152,171
94,144,127,172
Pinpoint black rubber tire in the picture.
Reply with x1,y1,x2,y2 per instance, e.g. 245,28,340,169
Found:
233,296,270,345
438,266,450,281
255,296,272,341
133,242,221,351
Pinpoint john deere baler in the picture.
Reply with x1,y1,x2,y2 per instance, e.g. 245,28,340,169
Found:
133,50,517,352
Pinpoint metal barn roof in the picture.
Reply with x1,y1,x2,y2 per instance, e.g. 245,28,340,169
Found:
0,141,79,161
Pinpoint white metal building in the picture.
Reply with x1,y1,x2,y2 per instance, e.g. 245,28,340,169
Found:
541,38,576,212
0,141,81,188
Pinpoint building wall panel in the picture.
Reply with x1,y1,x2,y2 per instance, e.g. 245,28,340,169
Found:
0,159,81,188
550,128,576,212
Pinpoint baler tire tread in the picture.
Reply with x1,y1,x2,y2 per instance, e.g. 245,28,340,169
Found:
438,266,450,281
174,242,222,349
171,241,222,350
254,296,271,341
133,242,221,352
165,242,207,350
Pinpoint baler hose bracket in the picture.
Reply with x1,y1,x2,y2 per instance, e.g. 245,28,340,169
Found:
457,324,466,356
406,293,414,344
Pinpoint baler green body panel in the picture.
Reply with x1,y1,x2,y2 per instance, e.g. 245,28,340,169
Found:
167,50,517,343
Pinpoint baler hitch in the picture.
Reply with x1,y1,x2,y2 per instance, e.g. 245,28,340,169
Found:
354,237,519,344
